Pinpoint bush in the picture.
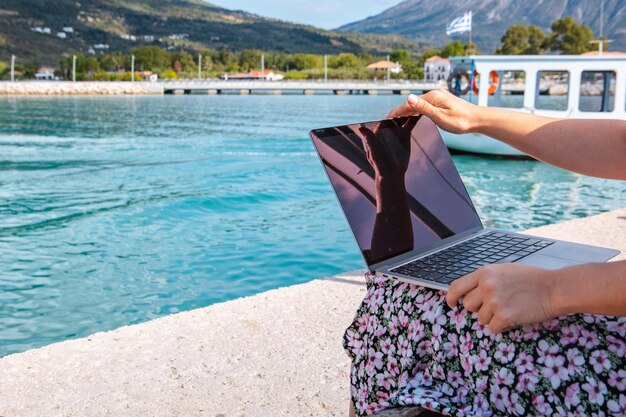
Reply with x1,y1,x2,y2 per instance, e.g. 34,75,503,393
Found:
283,72,309,80
161,69,178,80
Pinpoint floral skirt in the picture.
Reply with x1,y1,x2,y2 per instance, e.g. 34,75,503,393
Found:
343,273,626,417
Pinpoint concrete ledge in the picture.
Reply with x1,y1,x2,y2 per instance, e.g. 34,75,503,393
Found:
0,81,164,95
0,208,625,416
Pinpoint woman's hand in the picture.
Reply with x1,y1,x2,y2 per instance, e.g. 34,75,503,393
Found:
445,263,557,333
386,89,481,134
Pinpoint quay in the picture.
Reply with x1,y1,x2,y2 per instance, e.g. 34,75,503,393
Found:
0,208,624,417
0,81,163,95
160,80,442,95
0,80,442,96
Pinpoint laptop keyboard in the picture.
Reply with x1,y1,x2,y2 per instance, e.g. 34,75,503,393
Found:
390,232,554,285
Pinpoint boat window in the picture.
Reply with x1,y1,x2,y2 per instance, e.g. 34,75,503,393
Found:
487,70,525,108
579,70,616,112
535,71,569,111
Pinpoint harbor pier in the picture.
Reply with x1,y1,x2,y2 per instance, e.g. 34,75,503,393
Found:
161,80,441,95
0,80,442,96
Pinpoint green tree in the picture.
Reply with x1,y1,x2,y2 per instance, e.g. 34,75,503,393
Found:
440,41,465,58
496,24,548,55
527,25,547,54
202,54,213,72
239,49,262,71
547,17,594,54
289,54,322,70
20,62,39,79
85,57,101,73
99,53,127,72
390,49,411,66
497,24,529,55
132,46,170,71
170,50,196,73
216,48,237,71
329,53,360,69
60,54,93,80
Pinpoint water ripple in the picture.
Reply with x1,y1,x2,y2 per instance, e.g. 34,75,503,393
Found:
0,95,625,358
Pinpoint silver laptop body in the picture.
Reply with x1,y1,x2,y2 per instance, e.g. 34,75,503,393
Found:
309,115,620,291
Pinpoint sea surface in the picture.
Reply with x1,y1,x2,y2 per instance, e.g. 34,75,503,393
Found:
1,94,625,358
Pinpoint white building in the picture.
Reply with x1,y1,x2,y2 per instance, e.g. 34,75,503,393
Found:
424,55,451,82
63,27,74,33
57,32,67,39
35,67,55,80
42,27,51,34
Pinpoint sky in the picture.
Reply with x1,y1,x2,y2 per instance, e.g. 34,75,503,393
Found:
210,0,401,29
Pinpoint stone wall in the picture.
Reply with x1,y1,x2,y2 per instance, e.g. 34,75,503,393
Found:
0,81,164,95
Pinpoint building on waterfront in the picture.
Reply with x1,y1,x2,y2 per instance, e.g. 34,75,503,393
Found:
57,32,67,39
424,56,451,82
367,60,402,74
35,67,55,80
224,70,285,81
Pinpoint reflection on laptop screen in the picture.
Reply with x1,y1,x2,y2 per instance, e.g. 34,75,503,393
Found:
310,116,482,266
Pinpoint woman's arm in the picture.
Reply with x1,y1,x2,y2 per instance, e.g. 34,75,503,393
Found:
387,90,626,180
445,260,626,333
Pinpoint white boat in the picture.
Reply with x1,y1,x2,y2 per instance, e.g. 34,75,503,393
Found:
442,54,626,156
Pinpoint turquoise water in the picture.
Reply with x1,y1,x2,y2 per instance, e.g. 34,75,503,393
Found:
1,95,625,358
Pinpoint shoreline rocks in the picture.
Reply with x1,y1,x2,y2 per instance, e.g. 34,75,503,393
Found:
0,81,164,95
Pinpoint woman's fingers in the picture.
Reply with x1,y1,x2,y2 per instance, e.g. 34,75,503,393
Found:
446,271,479,307
386,101,415,119
406,94,440,120
387,92,443,120
488,316,512,334
461,288,482,312
477,305,494,326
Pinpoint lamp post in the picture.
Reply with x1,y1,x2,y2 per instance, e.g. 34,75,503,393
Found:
131,55,135,82
198,54,202,80
72,55,76,82
261,53,265,81
324,54,328,83
10,54,15,82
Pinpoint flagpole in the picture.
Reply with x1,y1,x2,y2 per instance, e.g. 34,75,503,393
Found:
468,11,473,103
468,12,472,55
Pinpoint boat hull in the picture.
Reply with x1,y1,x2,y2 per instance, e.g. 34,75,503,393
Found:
440,130,525,157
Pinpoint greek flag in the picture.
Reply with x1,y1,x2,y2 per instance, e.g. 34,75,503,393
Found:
446,11,472,35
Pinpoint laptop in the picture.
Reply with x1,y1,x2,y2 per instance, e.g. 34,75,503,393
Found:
309,115,620,291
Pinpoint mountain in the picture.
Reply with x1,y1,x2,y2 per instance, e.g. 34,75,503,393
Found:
338,0,626,53
0,0,427,65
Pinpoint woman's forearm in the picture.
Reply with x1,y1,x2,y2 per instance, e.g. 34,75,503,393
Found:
472,107,626,180
550,260,626,317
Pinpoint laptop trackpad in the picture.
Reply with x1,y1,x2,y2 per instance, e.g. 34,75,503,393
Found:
518,253,583,270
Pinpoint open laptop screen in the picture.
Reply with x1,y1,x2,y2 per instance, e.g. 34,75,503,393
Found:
310,116,482,266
